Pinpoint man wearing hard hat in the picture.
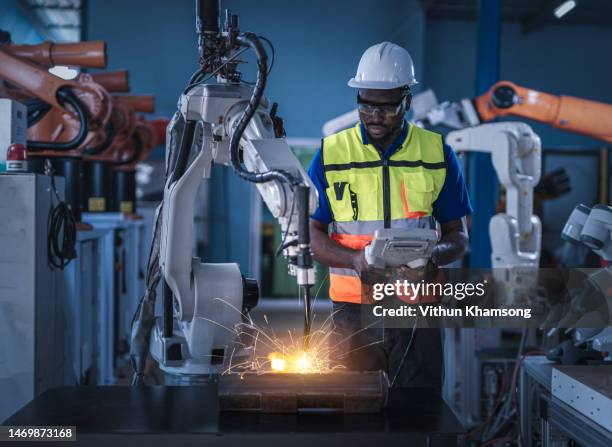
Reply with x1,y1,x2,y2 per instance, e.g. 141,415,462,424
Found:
308,42,472,389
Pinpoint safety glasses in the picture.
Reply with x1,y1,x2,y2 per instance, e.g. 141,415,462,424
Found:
357,96,406,118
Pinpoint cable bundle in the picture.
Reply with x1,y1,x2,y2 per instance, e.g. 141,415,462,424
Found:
47,175,77,270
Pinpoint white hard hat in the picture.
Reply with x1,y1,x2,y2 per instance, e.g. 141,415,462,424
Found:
348,42,418,90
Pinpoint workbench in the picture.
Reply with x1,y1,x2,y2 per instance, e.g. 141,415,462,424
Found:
520,356,612,447
3,386,465,447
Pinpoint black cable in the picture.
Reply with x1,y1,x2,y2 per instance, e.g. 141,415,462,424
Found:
28,87,89,151
275,197,295,257
188,66,206,85
239,35,275,85
47,171,77,270
112,130,143,166
24,98,52,127
229,32,300,189
258,35,275,75
81,120,115,156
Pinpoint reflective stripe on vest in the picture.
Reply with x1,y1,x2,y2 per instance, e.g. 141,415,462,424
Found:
323,123,446,303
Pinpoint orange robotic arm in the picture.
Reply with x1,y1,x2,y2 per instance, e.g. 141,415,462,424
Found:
0,47,111,155
91,70,130,93
109,96,158,167
3,40,107,68
113,117,168,172
475,81,612,143
85,94,157,164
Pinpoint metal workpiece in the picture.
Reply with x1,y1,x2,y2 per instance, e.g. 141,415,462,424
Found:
219,371,389,414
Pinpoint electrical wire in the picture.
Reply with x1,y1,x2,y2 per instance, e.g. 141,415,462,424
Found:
236,35,275,86
24,98,52,127
275,196,296,257
188,66,206,85
466,370,508,438
480,329,528,443
182,47,249,95
81,120,115,156
258,35,275,75
47,168,77,270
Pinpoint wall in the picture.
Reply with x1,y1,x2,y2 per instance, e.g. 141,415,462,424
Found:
86,0,425,137
86,0,426,274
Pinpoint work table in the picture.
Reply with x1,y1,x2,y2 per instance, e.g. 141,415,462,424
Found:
3,385,464,446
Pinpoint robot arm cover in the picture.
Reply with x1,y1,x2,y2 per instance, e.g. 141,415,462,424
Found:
475,81,612,143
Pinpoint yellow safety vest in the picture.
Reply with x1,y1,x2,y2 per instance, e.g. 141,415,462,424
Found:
323,123,447,303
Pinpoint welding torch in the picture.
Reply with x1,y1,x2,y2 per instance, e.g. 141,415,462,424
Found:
296,185,315,349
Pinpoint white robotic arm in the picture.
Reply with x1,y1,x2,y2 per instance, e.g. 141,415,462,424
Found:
446,122,542,269
150,4,317,377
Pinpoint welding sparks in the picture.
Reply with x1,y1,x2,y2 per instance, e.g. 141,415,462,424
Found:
199,297,352,376
268,352,286,372
296,352,310,372
267,350,315,373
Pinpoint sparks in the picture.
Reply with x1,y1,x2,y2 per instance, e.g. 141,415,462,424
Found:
296,352,310,372
207,297,363,376
268,352,286,372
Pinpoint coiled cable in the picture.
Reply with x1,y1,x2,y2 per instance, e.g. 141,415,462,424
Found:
46,162,77,269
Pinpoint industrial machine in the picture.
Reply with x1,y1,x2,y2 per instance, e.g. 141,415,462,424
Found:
552,204,612,344
0,174,66,422
0,98,26,172
131,0,317,381
537,205,612,436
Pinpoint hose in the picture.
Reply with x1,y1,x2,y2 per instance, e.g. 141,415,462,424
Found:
25,99,52,127
81,120,115,156
27,87,89,151
229,32,300,188
112,130,143,166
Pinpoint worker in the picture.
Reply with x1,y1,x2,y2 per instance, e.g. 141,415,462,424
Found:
308,42,472,389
